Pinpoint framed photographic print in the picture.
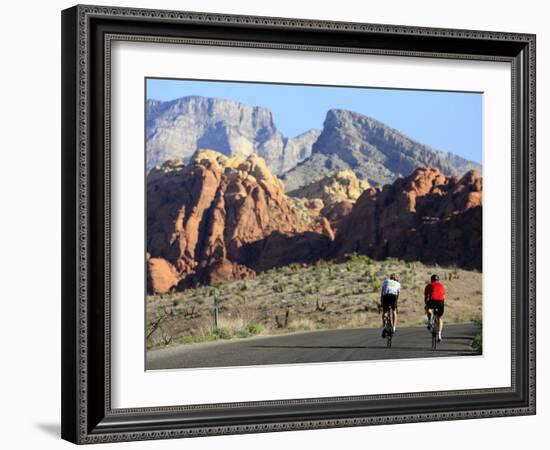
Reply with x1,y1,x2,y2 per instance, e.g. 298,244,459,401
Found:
61,4,536,444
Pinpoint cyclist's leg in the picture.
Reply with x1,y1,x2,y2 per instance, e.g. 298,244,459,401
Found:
425,302,432,328
381,309,388,337
438,302,445,331
381,296,388,327
435,302,444,340
392,299,398,332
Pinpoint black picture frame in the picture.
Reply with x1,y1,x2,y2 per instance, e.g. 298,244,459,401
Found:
61,4,536,444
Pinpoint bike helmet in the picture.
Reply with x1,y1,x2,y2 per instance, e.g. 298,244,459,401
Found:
431,274,439,282
390,273,400,281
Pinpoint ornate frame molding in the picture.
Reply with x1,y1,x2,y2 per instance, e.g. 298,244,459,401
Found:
61,5,536,444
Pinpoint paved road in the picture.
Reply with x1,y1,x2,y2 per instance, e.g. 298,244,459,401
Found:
147,323,481,370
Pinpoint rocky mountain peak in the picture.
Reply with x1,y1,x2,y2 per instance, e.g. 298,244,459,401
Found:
282,108,481,191
146,96,317,174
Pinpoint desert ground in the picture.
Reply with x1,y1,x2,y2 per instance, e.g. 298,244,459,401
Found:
146,255,482,350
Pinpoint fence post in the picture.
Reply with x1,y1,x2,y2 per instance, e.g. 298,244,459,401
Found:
213,295,219,328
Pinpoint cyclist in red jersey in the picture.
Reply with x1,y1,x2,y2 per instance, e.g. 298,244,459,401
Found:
424,274,446,342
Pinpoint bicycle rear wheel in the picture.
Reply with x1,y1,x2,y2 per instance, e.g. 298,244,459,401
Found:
386,307,393,348
431,315,438,350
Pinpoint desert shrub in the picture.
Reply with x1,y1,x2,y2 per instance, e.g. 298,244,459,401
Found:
235,328,250,338
288,262,301,272
212,327,232,340
205,287,217,297
471,316,483,326
313,282,321,294
349,252,372,267
247,323,264,335
472,332,482,353
272,282,285,293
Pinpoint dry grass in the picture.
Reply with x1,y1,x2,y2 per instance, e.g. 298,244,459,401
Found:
147,256,482,350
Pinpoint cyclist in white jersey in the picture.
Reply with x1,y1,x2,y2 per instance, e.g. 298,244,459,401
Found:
381,273,401,337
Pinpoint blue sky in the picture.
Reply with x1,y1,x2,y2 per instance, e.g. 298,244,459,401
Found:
147,78,482,164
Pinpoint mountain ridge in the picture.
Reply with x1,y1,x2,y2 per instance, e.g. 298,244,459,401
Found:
146,96,481,190
146,96,319,174
281,108,481,190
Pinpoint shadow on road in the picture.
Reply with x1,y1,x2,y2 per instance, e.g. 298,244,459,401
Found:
250,344,478,355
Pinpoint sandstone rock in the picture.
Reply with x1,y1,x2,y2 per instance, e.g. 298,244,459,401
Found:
146,150,323,292
333,167,483,270
147,258,180,294
287,197,324,223
288,170,369,213
318,217,335,241
200,259,256,285
325,200,354,231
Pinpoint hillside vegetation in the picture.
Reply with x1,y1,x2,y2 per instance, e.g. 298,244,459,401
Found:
147,255,482,350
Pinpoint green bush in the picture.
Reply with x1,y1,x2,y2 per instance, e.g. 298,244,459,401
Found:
349,252,372,267
247,323,264,335
288,262,302,272
472,332,482,353
212,327,232,340
234,323,264,339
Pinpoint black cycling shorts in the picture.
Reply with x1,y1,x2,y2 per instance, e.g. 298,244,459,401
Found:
382,294,398,312
426,300,444,317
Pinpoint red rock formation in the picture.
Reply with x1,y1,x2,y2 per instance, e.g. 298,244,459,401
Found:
147,159,483,294
325,200,354,231
146,150,323,293
333,167,482,270
146,258,180,294
318,217,335,241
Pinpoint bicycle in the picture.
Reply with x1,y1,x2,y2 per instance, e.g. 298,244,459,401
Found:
384,306,394,348
428,309,440,350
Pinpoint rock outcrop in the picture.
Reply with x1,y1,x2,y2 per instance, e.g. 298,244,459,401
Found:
147,154,482,293
146,150,329,293
146,257,180,294
288,169,369,214
281,108,481,190
333,167,483,270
